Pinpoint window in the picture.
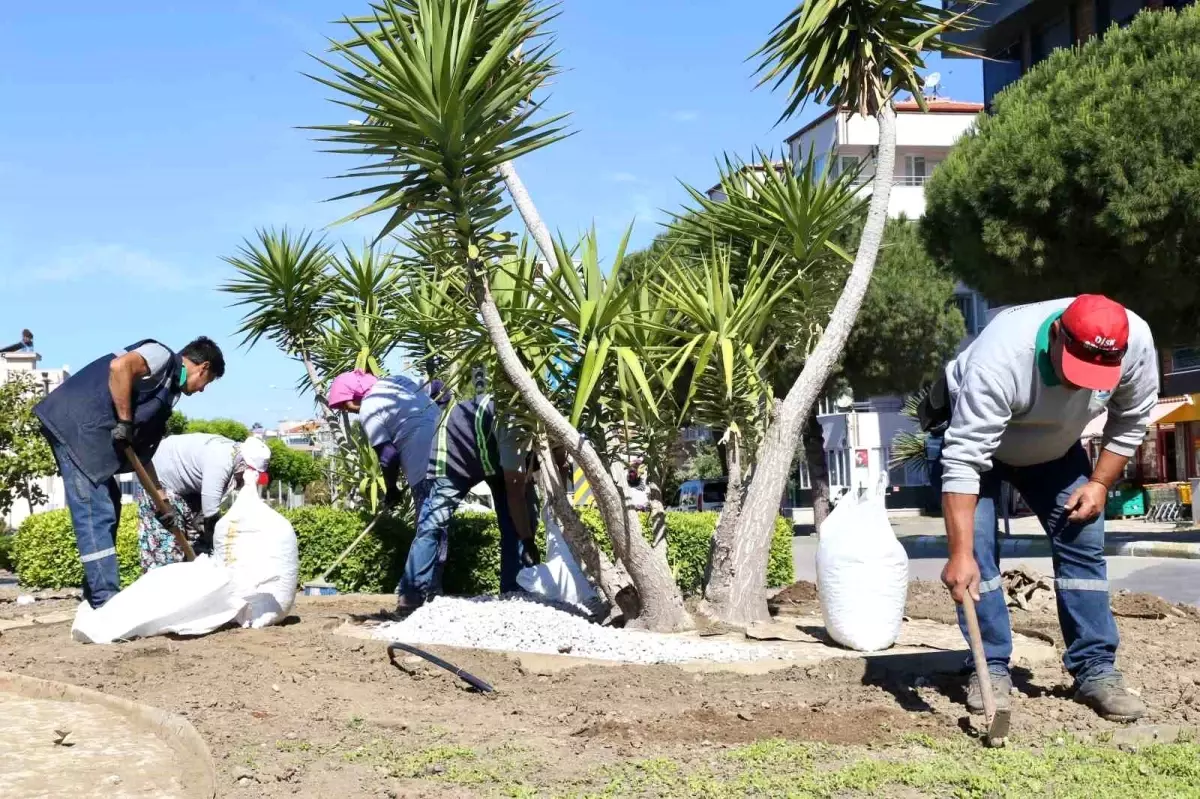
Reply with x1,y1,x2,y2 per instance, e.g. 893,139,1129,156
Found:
826,449,851,487
901,155,928,186
1171,347,1200,374
954,293,979,336
1033,14,1072,65
1104,0,1144,28
834,154,873,185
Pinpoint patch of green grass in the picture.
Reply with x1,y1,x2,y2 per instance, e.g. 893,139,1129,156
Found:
342,738,539,793
275,739,313,753
579,735,1200,799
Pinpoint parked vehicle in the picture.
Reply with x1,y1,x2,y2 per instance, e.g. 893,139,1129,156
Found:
676,478,727,513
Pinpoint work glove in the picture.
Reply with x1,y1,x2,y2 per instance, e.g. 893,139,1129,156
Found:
112,419,135,447
154,506,181,532
520,538,541,568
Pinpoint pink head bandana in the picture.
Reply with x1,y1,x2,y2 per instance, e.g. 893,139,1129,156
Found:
328,369,379,410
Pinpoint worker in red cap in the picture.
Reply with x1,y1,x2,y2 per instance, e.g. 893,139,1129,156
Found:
920,295,1157,722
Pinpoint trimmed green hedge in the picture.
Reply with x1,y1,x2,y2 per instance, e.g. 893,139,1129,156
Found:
12,508,142,589
14,504,794,597
285,507,512,595
577,508,794,594
0,533,14,573
287,506,792,596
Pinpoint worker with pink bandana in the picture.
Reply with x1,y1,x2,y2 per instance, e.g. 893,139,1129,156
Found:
327,370,539,616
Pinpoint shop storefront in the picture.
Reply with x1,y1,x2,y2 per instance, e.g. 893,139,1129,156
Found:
1082,395,1198,482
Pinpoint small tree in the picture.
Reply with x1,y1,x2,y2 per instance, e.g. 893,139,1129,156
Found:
921,6,1200,345
802,218,964,531
167,411,189,436
0,374,57,519
698,0,969,624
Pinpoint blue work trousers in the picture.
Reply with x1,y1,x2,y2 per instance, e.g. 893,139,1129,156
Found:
45,431,123,608
928,437,1120,684
398,475,536,601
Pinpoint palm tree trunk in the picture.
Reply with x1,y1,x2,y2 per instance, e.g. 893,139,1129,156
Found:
533,441,637,618
497,160,689,631
705,104,898,626
498,161,558,272
802,403,832,534
468,257,689,632
701,428,746,612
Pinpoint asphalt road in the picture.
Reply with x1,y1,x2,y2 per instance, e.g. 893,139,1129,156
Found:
791,536,1200,608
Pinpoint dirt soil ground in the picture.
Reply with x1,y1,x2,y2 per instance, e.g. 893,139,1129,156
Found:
3,582,1200,798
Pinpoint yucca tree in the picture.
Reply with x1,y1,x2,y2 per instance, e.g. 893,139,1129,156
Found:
686,0,973,624
310,0,690,630
221,227,336,404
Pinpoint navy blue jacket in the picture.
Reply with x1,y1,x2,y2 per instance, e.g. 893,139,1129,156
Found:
35,340,183,484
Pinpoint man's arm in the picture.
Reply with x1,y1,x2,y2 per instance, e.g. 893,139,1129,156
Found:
109,351,152,423
939,363,1018,602
374,443,403,505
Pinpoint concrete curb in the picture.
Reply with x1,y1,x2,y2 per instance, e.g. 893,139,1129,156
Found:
901,536,1200,561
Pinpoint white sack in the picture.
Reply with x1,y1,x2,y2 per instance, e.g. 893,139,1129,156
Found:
816,480,909,652
214,483,299,628
516,505,600,608
71,555,243,644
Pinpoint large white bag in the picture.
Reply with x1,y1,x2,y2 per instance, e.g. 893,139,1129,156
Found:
516,505,600,608
214,485,299,629
71,555,244,644
816,480,909,652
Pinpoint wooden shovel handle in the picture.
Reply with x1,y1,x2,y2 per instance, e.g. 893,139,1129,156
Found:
961,594,997,723
123,444,196,562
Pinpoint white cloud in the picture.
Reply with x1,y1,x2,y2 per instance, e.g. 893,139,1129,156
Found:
30,244,206,291
607,171,641,184
670,110,700,123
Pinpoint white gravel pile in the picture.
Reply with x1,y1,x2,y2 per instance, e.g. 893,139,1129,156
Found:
371,595,791,665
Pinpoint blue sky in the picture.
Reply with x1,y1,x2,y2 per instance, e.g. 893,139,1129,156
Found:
0,2,981,428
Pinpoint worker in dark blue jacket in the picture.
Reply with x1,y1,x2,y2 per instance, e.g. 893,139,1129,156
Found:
33,337,225,608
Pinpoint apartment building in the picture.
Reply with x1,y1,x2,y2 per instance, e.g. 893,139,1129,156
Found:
944,0,1195,108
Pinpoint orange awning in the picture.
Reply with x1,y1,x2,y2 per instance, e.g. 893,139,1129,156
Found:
1157,394,1200,425
1082,396,1193,438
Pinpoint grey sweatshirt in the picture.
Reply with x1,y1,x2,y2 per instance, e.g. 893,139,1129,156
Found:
940,298,1158,495
151,433,239,518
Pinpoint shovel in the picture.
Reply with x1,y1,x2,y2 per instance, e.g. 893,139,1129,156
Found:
122,444,196,562
961,593,1011,747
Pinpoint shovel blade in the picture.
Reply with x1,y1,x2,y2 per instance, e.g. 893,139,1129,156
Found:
985,708,1012,747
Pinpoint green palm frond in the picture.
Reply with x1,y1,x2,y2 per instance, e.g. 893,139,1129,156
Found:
674,151,867,269
220,227,335,355
752,0,976,121
308,0,570,248
890,385,932,475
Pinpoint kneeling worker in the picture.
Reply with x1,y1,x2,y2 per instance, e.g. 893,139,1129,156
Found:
139,433,273,570
328,370,539,616
33,337,225,608
928,295,1156,721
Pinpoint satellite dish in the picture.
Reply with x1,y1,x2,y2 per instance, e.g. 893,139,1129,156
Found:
924,72,941,90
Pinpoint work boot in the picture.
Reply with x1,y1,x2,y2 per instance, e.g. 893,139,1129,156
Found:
1075,673,1146,722
965,670,1013,716
390,594,425,621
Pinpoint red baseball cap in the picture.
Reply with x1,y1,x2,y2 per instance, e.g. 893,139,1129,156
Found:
1059,295,1129,391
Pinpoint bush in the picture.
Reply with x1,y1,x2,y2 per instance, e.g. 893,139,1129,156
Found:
922,6,1200,345
577,508,794,594
13,508,142,590
0,533,14,573
288,505,793,596
13,503,795,598
284,507,522,595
